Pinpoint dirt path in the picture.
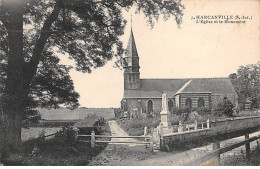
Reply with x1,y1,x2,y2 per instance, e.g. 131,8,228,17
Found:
88,120,260,166
88,120,153,165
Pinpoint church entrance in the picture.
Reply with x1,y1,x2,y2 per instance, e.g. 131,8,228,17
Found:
147,100,153,115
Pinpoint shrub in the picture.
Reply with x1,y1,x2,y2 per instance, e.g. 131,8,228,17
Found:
114,108,122,118
118,115,160,136
196,107,212,116
214,99,234,117
171,107,191,115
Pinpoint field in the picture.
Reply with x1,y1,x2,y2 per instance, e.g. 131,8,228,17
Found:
39,107,115,120
22,108,114,141
21,127,61,142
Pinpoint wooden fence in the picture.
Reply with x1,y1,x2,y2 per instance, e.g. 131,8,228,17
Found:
183,133,260,166
77,126,154,151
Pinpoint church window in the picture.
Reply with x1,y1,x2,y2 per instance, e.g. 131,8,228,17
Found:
168,100,174,111
147,100,153,114
185,98,192,109
198,98,205,107
132,75,136,81
129,75,136,82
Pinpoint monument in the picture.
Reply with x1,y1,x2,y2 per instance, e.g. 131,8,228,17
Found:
160,93,171,128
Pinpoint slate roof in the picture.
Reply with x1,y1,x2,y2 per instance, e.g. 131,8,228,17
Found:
126,28,139,58
124,79,189,98
181,78,236,94
123,78,237,98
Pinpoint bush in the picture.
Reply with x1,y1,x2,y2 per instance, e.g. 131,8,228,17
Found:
196,107,212,116
171,107,191,115
214,99,234,117
118,115,161,136
2,123,111,166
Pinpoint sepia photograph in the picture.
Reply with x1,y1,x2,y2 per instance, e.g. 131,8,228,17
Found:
0,0,259,166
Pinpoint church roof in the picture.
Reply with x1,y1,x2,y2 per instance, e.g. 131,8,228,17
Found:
123,78,237,98
181,78,236,94
125,28,139,58
124,79,189,98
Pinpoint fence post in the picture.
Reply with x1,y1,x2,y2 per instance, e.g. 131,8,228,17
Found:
194,120,198,130
207,119,210,129
245,133,250,160
91,131,95,148
144,126,148,148
74,128,79,141
212,142,220,165
150,132,154,152
144,126,148,136
178,121,183,133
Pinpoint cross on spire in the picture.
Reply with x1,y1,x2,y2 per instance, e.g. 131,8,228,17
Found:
131,15,132,30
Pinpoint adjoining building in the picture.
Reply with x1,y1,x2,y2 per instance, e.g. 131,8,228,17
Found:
121,28,238,115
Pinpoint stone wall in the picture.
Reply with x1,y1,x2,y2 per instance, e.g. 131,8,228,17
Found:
162,116,260,149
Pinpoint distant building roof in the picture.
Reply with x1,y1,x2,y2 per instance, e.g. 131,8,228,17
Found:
123,78,237,98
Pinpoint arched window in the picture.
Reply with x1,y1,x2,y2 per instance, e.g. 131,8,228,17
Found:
147,100,153,114
185,98,192,109
198,98,205,107
168,100,174,111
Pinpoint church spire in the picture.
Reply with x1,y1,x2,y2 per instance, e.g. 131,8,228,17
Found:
126,17,139,58
123,16,140,90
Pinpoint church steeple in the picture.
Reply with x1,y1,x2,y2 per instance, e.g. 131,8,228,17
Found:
125,27,139,59
123,19,140,90
124,24,140,71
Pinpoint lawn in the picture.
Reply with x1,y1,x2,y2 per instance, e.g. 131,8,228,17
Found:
221,145,260,166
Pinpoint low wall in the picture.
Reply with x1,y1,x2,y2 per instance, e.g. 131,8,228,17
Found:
162,116,260,150
210,116,260,134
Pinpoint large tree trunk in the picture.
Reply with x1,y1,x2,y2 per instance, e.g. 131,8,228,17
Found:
0,0,25,158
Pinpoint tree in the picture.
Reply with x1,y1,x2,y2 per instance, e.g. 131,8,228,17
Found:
229,62,260,108
0,0,184,155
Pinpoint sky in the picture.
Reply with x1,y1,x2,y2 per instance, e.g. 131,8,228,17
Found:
60,0,260,108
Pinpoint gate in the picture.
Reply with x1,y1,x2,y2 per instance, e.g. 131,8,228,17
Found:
77,130,154,152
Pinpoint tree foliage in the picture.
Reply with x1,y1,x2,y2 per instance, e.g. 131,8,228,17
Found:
229,62,260,108
0,0,184,153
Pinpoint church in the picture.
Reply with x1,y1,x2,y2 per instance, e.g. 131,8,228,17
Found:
121,28,238,115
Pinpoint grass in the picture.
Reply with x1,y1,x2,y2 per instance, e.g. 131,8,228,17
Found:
234,110,260,117
221,146,260,166
21,127,61,142
2,122,111,166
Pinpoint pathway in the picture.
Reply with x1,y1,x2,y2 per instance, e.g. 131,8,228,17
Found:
88,120,153,165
